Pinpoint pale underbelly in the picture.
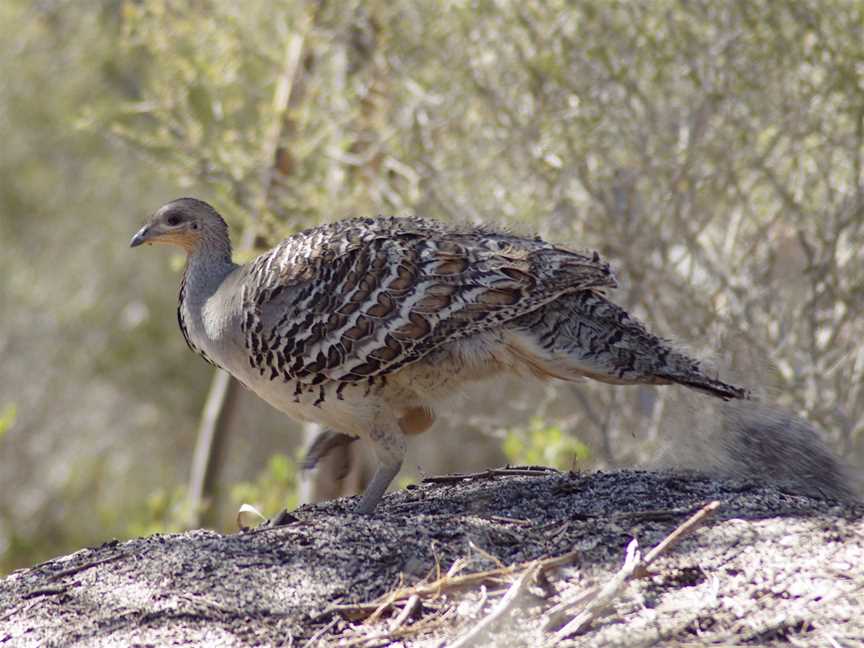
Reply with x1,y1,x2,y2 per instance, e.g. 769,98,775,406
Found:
213,330,518,435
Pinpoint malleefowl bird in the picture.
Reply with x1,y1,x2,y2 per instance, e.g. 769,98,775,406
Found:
131,198,749,513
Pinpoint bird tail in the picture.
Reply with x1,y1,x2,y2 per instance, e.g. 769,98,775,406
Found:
652,366,749,401
507,291,750,401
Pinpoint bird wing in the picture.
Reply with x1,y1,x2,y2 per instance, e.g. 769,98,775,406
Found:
239,217,617,385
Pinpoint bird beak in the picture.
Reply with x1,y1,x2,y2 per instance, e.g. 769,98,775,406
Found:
130,224,151,248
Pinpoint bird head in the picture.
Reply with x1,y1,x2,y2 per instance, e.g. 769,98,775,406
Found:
130,198,229,254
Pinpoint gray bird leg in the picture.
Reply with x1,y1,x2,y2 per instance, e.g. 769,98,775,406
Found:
301,429,358,477
354,421,405,514
355,460,402,514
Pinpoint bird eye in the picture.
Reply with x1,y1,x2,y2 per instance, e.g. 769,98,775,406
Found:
166,214,182,227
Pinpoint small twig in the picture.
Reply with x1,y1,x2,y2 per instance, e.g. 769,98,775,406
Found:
49,554,123,580
487,515,533,526
616,506,703,523
0,599,40,624
446,557,469,579
450,562,541,648
366,574,410,625
542,587,596,627
542,505,707,526
550,540,641,642
321,601,382,620
306,617,338,646
341,605,454,647
421,473,489,484
468,540,506,569
366,588,402,626
176,593,255,617
22,586,67,600
537,548,583,573
328,548,576,622
239,524,298,537
638,500,721,575
390,595,420,631
475,584,489,616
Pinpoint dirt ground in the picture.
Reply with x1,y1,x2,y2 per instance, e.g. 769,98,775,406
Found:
1,468,861,647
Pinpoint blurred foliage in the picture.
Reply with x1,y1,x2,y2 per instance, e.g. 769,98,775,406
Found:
0,1,205,573
125,486,199,538
2,0,863,572
0,405,15,441
230,453,299,519
503,417,592,471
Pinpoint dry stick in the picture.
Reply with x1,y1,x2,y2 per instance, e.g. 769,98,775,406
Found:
0,599,40,624
468,540,506,569
365,588,403,626
384,565,518,603
306,617,339,646
550,539,640,643
487,515,533,526
422,467,558,484
544,500,721,626
390,595,420,632
21,587,67,600
450,562,541,648
342,604,453,648
446,557,469,579
546,500,721,642
50,554,123,580
638,500,721,574
327,569,496,619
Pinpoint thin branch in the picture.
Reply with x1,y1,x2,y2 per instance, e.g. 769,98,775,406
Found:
639,500,721,572
549,539,640,643
49,554,123,581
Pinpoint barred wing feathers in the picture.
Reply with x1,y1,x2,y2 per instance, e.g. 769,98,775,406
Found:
239,217,615,385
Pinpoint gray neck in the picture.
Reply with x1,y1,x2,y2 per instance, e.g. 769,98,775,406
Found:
178,236,239,368
182,237,237,307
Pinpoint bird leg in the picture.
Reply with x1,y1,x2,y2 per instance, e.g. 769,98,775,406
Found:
354,420,406,514
301,429,358,479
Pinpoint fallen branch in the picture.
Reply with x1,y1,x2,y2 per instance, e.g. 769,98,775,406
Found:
422,467,559,484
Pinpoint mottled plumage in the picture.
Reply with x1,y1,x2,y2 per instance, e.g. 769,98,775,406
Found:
131,198,749,513
239,216,616,387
